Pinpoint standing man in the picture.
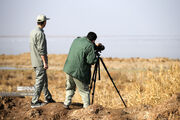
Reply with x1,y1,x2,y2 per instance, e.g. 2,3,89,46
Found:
63,32,98,108
30,14,55,108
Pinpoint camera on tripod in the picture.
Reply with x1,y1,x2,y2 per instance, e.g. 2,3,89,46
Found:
94,43,105,54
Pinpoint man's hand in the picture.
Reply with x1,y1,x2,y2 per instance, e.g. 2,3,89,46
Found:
96,43,102,47
43,62,48,69
41,55,48,69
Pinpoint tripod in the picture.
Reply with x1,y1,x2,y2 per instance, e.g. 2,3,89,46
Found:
89,54,127,108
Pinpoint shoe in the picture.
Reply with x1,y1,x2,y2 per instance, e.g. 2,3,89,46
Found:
31,101,46,108
45,98,56,103
63,104,70,109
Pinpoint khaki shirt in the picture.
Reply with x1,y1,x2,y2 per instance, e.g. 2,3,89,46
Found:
30,27,47,67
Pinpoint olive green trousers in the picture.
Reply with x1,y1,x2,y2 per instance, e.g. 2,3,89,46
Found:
64,73,90,108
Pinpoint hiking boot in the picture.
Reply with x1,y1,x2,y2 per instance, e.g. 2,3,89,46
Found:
63,104,70,109
45,98,56,103
31,101,46,108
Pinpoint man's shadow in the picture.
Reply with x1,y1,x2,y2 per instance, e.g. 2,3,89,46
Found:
57,102,83,110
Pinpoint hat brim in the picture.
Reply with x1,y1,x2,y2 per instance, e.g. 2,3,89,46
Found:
46,18,50,20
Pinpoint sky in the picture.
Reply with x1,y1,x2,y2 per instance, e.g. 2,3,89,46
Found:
0,0,180,36
0,0,180,58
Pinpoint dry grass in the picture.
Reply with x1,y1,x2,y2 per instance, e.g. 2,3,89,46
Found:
0,53,180,109
95,61,180,108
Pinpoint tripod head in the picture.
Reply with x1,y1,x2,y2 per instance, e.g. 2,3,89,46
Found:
95,51,101,57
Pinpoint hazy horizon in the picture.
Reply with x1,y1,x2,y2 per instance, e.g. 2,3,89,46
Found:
0,0,180,58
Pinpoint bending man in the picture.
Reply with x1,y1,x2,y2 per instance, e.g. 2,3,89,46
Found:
63,32,98,108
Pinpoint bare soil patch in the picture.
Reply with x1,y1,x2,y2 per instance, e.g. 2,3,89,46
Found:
0,94,179,120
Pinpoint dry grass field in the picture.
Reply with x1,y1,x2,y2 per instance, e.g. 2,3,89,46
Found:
0,53,180,109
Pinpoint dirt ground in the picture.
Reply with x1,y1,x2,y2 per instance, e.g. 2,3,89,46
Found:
0,93,180,120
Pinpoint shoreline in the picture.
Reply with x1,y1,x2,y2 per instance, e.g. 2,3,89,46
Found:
1,52,180,59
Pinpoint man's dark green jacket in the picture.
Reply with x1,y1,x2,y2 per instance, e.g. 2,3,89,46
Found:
63,37,97,84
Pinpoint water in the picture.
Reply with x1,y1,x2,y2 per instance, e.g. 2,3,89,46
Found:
0,36,180,58
0,67,18,70
0,66,31,70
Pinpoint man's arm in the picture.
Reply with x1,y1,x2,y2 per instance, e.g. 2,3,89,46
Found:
86,45,97,65
41,55,48,69
37,32,48,69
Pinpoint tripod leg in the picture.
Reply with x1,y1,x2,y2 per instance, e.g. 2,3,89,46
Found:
91,64,98,104
90,57,100,104
98,58,101,80
99,57,127,108
90,62,98,93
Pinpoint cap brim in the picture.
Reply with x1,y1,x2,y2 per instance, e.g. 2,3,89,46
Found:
46,18,50,20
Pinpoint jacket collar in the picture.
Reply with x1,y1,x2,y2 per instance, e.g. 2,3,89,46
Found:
85,37,91,42
36,26,44,32
85,37,94,44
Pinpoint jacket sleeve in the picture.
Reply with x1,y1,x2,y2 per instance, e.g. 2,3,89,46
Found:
36,32,46,56
85,45,97,65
